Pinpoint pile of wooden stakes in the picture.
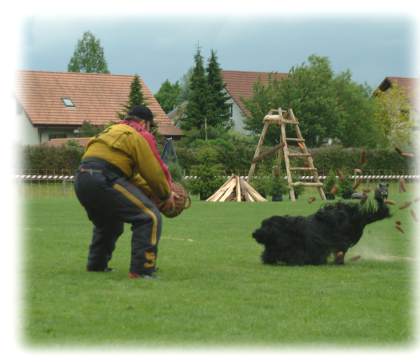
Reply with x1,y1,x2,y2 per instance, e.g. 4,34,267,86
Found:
206,175,266,202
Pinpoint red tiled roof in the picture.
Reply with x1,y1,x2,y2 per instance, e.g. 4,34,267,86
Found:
221,70,287,115
377,76,419,105
16,70,183,137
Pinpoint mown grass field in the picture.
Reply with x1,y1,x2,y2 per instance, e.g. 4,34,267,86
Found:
22,182,416,348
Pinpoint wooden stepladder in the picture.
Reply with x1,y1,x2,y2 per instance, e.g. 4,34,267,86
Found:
248,108,326,202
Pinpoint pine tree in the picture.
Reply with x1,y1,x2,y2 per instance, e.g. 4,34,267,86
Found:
206,50,232,130
68,31,109,73
181,47,208,132
117,74,147,119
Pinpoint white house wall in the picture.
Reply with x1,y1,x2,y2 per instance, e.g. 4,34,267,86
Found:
18,109,78,145
229,100,247,133
19,112,39,145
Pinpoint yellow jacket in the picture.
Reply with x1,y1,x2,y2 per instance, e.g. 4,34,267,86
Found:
83,124,171,201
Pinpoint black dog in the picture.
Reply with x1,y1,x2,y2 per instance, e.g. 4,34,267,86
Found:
252,186,390,266
377,182,389,199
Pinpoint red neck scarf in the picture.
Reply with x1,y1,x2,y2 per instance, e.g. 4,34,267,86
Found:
119,120,147,134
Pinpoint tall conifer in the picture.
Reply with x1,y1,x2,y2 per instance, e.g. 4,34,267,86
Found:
117,74,147,119
181,47,208,131
206,50,232,130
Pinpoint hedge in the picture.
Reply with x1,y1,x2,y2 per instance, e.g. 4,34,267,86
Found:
21,142,416,176
176,140,256,176
311,146,415,175
177,144,416,176
22,143,84,175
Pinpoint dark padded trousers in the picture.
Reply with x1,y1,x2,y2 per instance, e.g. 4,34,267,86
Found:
74,159,162,275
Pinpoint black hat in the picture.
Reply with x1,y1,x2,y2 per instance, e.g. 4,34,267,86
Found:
127,105,155,125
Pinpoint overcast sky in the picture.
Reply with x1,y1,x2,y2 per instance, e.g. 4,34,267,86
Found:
20,15,415,93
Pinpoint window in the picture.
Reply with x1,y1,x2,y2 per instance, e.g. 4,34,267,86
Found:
48,133,67,140
62,97,75,107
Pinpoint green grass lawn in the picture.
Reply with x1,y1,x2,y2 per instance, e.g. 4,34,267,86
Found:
22,183,416,348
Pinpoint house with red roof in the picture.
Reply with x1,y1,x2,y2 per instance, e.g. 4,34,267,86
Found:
16,70,183,145
222,70,287,132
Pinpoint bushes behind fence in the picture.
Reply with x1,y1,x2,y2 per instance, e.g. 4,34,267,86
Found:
22,143,84,175
311,146,415,175
177,144,415,176
21,141,415,176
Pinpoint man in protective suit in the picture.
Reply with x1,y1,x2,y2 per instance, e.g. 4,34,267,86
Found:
74,105,175,279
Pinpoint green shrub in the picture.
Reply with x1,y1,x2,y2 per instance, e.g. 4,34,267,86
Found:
311,146,413,175
250,175,271,198
293,184,305,199
337,175,354,199
323,169,337,199
270,176,289,196
176,132,257,176
323,169,337,193
167,162,184,183
187,146,225,200
78,121,105,137
22,143,84,174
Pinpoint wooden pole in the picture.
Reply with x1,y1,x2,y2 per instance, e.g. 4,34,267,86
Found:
252,143,284,163
206,176,234,201
281,122,295,201
236,176,242,202
248,121,269,181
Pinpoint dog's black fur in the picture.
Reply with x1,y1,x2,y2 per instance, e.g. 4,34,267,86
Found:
252,185,390,266
377,182,389,200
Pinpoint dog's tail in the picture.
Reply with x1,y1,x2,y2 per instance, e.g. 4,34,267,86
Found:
363,187,391,225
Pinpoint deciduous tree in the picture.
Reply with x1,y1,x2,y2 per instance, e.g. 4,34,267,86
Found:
155,80,182,113
243,55,378,147
68,31,109,73
373,84,414,149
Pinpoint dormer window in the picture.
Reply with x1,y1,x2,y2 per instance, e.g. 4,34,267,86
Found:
62,97,75,107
